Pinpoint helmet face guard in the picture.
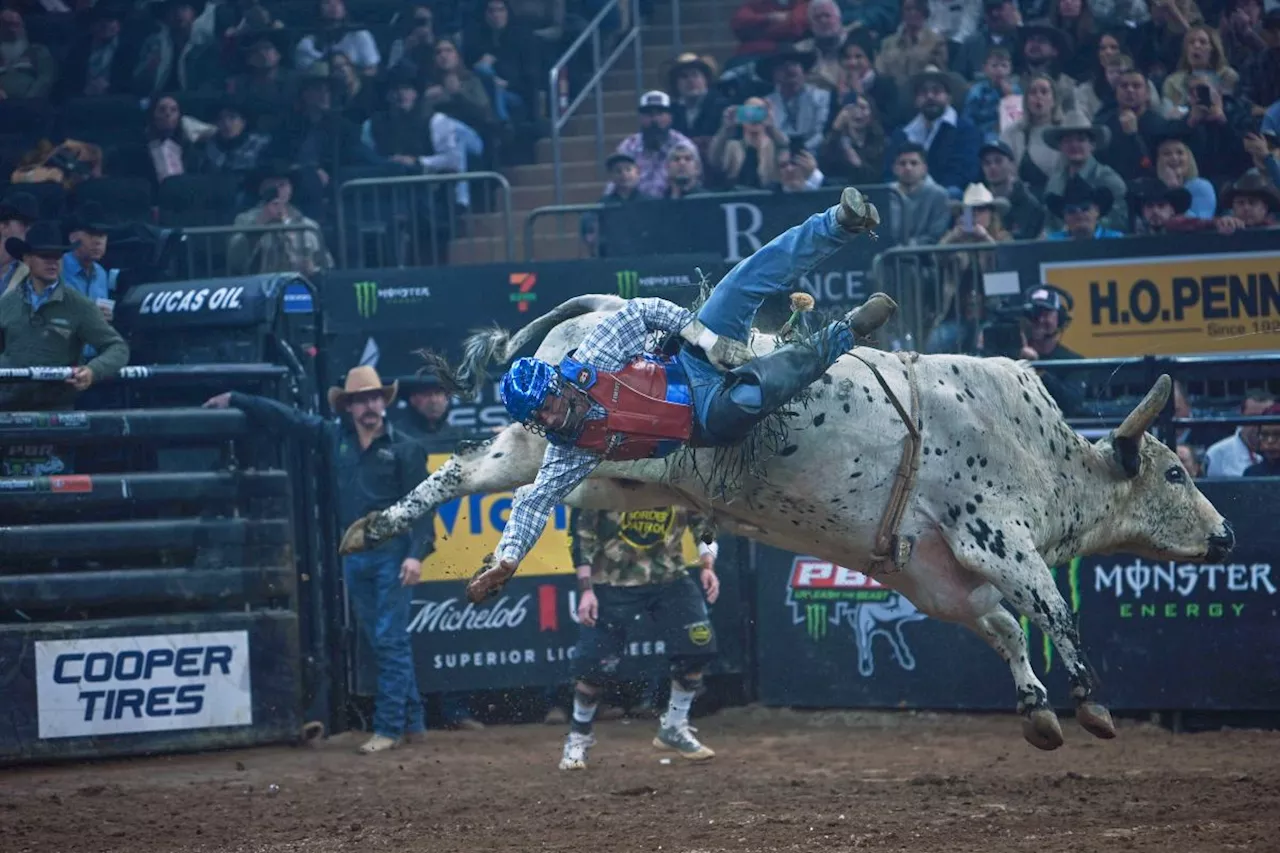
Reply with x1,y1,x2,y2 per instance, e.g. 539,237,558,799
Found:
500,357,561,427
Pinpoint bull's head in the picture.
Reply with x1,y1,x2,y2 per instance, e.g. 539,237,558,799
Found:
1096,374,1234,562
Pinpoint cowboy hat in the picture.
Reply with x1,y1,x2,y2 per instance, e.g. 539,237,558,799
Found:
1020,18,1071,57
1128,177,1192,216
667,52,717,91
1220,169,1280,213
757,44,818,80
949,183,1011,215
0,190,39,224
1043,111,1111,151
908,64,958,99
66,201,111,236
4,221,74,261
400,370,446,394
327,365,399,412
1044,175,1114,219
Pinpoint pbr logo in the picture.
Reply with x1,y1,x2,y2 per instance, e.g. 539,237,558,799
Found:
786,557,926,676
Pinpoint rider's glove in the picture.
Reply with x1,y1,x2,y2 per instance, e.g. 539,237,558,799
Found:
679,319,754,371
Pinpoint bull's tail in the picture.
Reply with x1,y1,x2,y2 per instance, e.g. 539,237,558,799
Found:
414,294,627,401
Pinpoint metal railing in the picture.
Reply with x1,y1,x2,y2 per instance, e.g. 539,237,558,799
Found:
179,223,329,280
549,0,642,207
335,172,514,268
524,203,605,260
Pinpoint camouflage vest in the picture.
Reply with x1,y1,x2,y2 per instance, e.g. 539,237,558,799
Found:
568,506,697,586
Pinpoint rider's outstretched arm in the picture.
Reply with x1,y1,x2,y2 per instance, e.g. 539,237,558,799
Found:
496,443,600,565
574,298,696,369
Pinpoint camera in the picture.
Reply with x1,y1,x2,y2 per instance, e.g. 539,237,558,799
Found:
978,304,1026,360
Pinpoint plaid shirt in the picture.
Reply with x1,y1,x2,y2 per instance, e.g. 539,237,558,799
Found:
496,298,694,564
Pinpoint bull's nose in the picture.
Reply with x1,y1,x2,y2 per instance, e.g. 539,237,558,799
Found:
1207,522,1235,561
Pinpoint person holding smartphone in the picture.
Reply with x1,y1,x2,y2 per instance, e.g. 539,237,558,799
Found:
708,97,788,189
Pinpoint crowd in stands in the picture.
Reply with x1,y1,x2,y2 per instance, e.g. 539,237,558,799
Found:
588,0,1280,252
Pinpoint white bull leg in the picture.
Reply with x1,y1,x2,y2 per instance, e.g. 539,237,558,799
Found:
338,425,544,555
967,607,1059,749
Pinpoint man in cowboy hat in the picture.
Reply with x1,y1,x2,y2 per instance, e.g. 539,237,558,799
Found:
761,44,831,154
204,364,435,754
0,221,129,412
1042,111,1128,233
0,191,37,291
1129,176,1207,234
884,64,981,196
1043,175,1125,240
1215,168,1280,235
667,52,729,149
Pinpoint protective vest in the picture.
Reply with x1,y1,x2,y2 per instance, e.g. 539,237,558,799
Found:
556,352,694,461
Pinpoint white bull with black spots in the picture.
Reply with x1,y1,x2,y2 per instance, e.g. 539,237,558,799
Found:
342,295,1235,750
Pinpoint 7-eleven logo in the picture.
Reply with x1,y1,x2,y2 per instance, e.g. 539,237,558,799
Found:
509,272,538,312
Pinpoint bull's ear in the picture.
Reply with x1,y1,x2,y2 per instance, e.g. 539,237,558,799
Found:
1112,434,1142,479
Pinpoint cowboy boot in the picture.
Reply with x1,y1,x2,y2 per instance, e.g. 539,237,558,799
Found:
843,292,897,339
835,187,881,233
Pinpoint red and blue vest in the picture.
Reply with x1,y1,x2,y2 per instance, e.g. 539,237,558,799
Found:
557,352,694,461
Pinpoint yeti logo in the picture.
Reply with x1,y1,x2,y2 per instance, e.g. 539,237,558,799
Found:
786,557,926,677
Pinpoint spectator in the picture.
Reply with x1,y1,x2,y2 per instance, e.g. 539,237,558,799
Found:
760,45,832,155
146,95,217,185
709,98,786,189
1243,129,1280,187
820,91,887,183
884,66,981,196
1128,175,1211,232
979,139,1045,238
227,30,299,110
1017,19,1078,110
730,0,810,58
927,0,983,42
58,1,135,100
464,0,539,125
954,0,1023,81
295,0,380,76
668,53,730,157
1215,169,1280,234
204,367,434,754
1042,111,1128,231
963,46,1022,142
663,141,709,198
1091,0,1150,27
840,0,899,38
580,153,645,253
61,202,111,306
998,73,1065,195
0,192,37,290
1050,0,1100,79
940,182,1013,246
1095,67,1171,180
1150,129,1215,217
1242,404,1280,477
877,0,945,91
1239,9,1280,109
1043,175,1125,237
1205,390,1276,476
1073,33,1141,117
329,51,380,125
774,146,825,190
794,0,852,88
387,5,436,77
1162,25,1239,115
1178,444,1204,478
227,167,332,275
935,182,1011,350
362,68,465,177
836,32,902,128
1140,0,1203,77
612,90,692,198
1168,70,1254,184
201,100,271,176
425,38,497,137
133,0,219,98
1219,0,1267,71
886,141,952,244
0,8,56,100
0,222,129,412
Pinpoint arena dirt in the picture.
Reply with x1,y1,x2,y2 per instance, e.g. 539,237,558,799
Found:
3,707,1277,853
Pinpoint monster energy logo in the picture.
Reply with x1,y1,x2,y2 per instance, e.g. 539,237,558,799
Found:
354,281,378,318
616,270,639,299
1020,557,1082,671
805,603,829,640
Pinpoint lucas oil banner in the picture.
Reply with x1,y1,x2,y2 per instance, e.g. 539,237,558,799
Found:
1042,251,1280,357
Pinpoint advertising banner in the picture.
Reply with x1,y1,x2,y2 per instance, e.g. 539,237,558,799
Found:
756,479,1280,711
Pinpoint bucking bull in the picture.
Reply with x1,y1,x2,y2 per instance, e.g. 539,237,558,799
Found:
339,190,1233,751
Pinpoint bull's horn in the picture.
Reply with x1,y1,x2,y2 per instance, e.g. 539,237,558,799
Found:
1115,374,1172,440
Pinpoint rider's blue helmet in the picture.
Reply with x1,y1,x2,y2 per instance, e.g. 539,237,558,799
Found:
500,357,559,424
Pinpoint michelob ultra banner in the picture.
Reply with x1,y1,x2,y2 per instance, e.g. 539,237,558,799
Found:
1041,251,1280,357
422,454,698,581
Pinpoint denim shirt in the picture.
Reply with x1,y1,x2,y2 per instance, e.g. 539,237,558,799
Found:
61,253,110,360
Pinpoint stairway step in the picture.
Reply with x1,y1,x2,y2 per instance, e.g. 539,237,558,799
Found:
513,181,605,210
562,109,644,139
535,134,610,163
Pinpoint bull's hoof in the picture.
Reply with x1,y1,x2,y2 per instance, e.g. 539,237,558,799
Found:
1022,708,1065,751
339,512,381,556
466,559,515,604
1076,702,1118,740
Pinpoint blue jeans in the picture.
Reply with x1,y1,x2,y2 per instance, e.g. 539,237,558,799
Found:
344,537,425,739
678,205,856,440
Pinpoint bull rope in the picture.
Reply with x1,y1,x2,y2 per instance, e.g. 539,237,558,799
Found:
848,350,923,574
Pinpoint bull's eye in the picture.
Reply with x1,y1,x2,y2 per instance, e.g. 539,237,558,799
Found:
1165,466,1186,484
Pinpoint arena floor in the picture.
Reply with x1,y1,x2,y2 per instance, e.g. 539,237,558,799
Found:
3,707,1276,853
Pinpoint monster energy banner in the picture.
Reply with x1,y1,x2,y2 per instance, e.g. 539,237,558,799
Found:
755,478,1280,711
597,186,895,309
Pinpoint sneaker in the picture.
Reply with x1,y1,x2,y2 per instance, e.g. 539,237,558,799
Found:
558,731,595,770
357,734,398,754
835,186,881,233
652,715,715,761
843,292,898,338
